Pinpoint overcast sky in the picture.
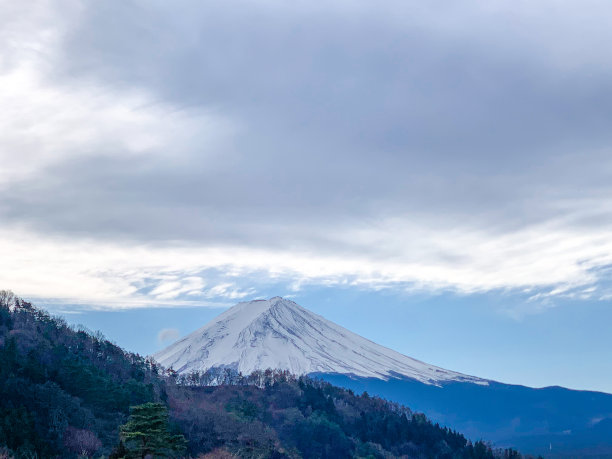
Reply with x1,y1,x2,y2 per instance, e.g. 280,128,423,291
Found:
2,1,612,391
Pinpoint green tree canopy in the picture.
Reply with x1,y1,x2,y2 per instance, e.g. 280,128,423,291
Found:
119,402,185,458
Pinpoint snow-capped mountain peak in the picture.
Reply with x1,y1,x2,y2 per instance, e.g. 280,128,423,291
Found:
153,297,486,386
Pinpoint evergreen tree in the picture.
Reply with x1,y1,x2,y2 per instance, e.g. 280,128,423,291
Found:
119,402,186,458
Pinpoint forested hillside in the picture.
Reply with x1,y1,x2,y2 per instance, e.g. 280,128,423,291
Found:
167,370,526,458
0,292,530,458
0,291,164,457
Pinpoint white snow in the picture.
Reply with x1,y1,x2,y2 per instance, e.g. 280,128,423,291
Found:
152,297,488,386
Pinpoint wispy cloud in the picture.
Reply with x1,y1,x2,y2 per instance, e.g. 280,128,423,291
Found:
150,277,206,300
3,221,612,309
157,328,181,344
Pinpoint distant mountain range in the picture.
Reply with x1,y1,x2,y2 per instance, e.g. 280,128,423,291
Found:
155,297,612,457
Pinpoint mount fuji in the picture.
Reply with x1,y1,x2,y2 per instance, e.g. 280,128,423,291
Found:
154,296,484,385
154,297,612,457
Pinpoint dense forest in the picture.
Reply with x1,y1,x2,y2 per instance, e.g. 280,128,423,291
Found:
0,291,534,458
0,291,164,457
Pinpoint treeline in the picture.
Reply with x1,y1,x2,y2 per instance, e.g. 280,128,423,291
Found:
0,291,534,458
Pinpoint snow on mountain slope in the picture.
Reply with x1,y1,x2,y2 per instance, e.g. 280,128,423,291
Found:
153,297,487,386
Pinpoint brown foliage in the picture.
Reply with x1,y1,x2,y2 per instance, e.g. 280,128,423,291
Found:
197,447,235,458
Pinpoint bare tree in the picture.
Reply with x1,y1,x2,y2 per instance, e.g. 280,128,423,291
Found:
63,426,102,457
0,290,16,309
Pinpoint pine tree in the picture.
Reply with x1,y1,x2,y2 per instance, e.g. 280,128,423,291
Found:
119,402,186,458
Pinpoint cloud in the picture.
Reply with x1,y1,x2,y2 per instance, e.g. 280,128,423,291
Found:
2,1,612,310
0,51,233,192
157,328,181,345
150,277,206,300
2,221,612,309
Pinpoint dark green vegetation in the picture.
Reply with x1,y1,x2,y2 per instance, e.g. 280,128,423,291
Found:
0,292,529,458
115,403,186,458
0,291,164,457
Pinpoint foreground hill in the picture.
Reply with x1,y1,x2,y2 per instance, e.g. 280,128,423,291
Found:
0,291,164,457
156,297,612,457
0,291,523,458
168,370,521,458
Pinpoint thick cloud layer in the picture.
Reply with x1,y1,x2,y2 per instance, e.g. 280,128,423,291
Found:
2,0,612,306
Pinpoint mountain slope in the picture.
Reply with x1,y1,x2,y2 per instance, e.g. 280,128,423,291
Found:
319,373,612,457
154,297,485,385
